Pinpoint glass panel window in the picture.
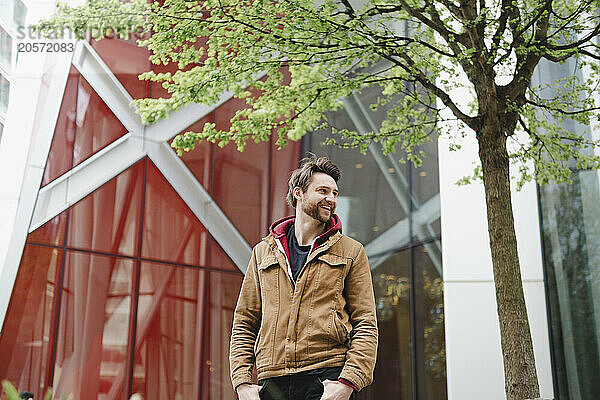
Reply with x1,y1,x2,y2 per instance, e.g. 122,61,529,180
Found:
41,66,78,186
67,160,144,257
367,249,413,399
0,245,62,398
0,1,9,25
303,130,409,257
302,82,445,398
91,38,151,100
539,171,600,400
132,263,242,400
413,243,447,400
535,57,600,400
0,25,12,70
410,141,441,241
28,212,67,247
173,116,213,189
13,0,26,28
212,96,271,245
52,252,133,400
0,72,9,114
142,161,239,270
72,76,128,167
270,137,302,222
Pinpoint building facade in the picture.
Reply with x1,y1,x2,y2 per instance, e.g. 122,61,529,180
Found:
0,33,448,399
0,2,598,400
0,0,27,143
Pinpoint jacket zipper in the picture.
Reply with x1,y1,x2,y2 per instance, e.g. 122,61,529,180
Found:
274,236,330,286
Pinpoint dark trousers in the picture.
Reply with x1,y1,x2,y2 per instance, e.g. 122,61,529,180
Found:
258,366,356,400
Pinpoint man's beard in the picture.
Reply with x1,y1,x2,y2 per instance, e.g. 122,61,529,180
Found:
302,200,331,224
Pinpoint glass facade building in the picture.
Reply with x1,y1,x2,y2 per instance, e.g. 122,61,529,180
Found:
536,57,600,400
0,0,25,145
0,36,447,400
5,5,600,400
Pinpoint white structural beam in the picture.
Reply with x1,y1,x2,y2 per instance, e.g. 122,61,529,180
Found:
144,71,268,143
0,47,75,330
30,134,145,231
28,41,251,275
147,141,252,271
72,41,143,133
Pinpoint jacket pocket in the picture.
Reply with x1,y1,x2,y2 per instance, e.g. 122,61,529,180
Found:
257,256,278,271
317,253,347,291
257,256,279,293
333,311,351,347
318,253,348,268
256,256,280,368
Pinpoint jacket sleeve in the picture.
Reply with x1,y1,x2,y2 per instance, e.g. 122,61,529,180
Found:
229,247,262,390
339,244,379,391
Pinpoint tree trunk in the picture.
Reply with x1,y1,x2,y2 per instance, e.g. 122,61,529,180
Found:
477,123,541,400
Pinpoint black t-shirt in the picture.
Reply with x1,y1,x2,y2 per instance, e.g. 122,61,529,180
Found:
286,223,311,281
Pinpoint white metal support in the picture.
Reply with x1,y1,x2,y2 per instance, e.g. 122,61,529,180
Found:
30,134,145,230
0,47,75,330
147,141,252,271
26,40,251,274
144,71,267,143
72,41,142,133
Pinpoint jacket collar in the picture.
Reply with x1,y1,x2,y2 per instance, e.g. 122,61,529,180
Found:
266,214,343,263
269,214,342,246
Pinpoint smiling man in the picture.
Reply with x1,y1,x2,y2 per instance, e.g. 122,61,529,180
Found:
230,155,378,400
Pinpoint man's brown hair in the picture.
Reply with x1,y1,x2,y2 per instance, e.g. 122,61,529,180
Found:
286,154,341,208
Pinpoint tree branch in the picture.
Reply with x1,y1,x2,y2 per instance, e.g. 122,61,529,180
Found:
504,0,551,99
379,52,477,130
526,99,600,115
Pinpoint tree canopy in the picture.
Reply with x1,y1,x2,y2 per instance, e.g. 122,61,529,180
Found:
41,0,600,183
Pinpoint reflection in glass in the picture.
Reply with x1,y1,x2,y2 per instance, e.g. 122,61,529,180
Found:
534,56,600,400
366,250,413,400
73,76,128,167
143,160,236,269
303,130,408,248
304,86,441,269
0,25,11,70
41,66,78,186
0,245,61,398
68,160,144,257
52,252,133,400
212,96,271,244
91,38,151,99
539,170,600,400
28,212,67,247
0,72,9,114
414,244,447,400
303,83,445,398
13,0,26,27
132,263,242,400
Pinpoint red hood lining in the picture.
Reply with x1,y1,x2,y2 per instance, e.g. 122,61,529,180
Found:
269,214,342,243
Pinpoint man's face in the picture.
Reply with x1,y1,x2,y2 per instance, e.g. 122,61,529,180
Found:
296,172,338,224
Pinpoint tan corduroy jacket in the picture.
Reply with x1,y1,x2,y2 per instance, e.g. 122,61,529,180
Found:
229,216,378,392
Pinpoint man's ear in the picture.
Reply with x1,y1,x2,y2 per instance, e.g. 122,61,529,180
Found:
293,187,303,203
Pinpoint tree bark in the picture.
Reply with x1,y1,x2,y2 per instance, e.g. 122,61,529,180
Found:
477,121,541,400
